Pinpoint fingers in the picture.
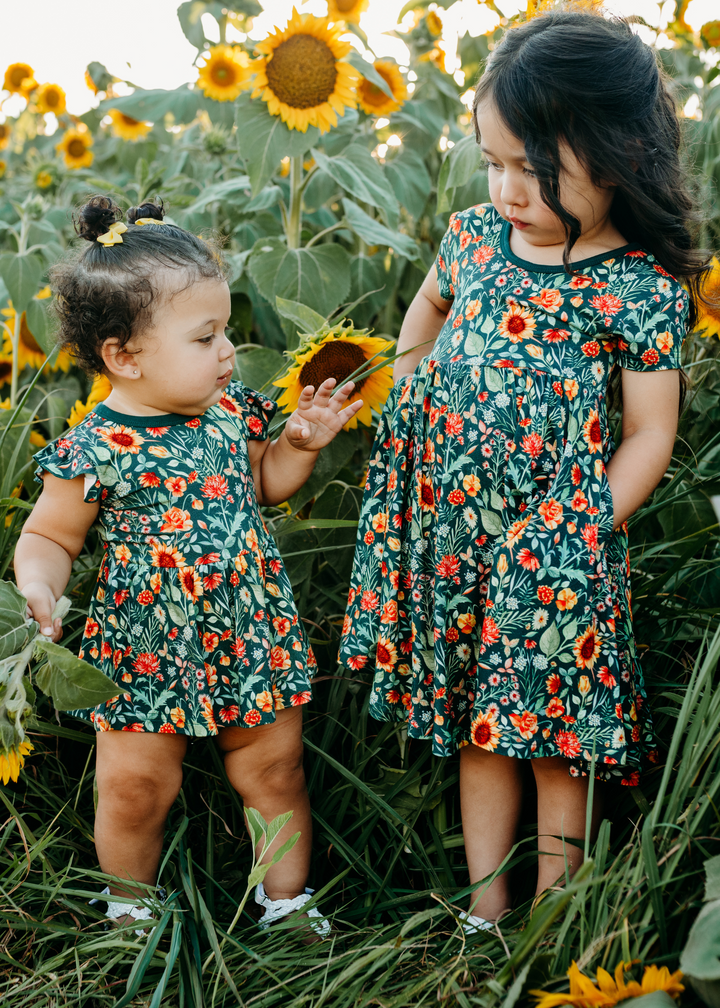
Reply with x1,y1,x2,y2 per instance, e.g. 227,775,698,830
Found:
337,398,364,424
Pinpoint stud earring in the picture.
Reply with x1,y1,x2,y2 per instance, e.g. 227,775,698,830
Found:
133,370,138,375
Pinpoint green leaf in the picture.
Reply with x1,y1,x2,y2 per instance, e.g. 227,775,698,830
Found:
341,199,419,261
437,133,483,213
235,92,319,196
235,346,285,391
248,237,351,319
265,810,294,848
245,184,282,212
183,175,251,214
480,509,502,536
681,899,720,981
385,150,432,220
0,406,33,495
310,481,364,578
287,428,364,514
177,0,210,51
164,601,187,627
0,253,43,313
275,297,327,335
269,831,301,866
0,579,29,636
540,622,561,657
98,85,205,125
312,145,399,226
25,299,52,356
33,640,119,711
86,61,115,93
245,806,268,848
345,50,395,100
706,854,720,901
0,624,32,662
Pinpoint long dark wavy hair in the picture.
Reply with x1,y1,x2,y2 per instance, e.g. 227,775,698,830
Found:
472,8,712,330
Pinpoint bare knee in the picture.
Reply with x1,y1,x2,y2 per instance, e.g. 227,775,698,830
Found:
97,769,182,826
229,747,306,798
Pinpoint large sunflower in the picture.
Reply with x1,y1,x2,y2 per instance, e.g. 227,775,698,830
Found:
697,256,720,339
252,9,358,133
0,122,10,150
0,740,33,785
274,324,393,429
357,60,407,116
3,62,34,94
35,83,66,115
107,108,152,141
2,295,72,372
326,0,369,24
56,127,93,169
196,45,253,102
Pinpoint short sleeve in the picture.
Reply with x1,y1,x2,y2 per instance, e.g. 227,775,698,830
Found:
34,432,102,503
240,385,278,440
617,283,688,371
435,215,458,301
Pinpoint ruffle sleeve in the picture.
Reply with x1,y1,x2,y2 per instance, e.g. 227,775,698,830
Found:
617,279,688,371
33,430,102,503
239,385,278,440
435,220,456,301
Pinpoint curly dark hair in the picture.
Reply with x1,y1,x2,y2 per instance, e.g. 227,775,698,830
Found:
50,195,225,374
472,8,712,330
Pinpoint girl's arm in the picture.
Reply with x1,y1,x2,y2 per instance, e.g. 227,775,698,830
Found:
248,378,363,506
605,369,680,528
14,475,100,640
394,266,453,382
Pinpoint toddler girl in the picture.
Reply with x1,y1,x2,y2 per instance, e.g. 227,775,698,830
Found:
340,9,710,930
16,196,362,935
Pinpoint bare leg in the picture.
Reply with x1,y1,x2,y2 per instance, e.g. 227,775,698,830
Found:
218,706,311,901
532,756,602,895
95,732,187,906
459,746,523,921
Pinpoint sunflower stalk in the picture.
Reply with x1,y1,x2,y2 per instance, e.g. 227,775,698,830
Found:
287,155,304,249
9,209,31,409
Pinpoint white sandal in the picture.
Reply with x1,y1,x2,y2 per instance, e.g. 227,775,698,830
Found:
255,882,331,937
93,885,161,937
458,910,494,934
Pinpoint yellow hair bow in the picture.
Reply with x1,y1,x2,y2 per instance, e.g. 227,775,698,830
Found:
134,218,167,226
97,222,127,246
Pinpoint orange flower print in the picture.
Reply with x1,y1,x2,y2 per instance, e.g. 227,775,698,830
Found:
202,474,229,498
459,612,478,634
465,299,482,320
150,543,186,568
538,498,563,529
84,617,100,637
518,548,539,571
571,489,588,511
178,566,202,602
97,424,145,453
471,244,494,265
202,632,220,652
569,274,592,289
521,432,545,458
417,473,436,512
546,697,564,718
272,616,292,636
573,625,602,670
480,614,499,643
470,709,501,750
582,410,603,452
505,516,531,548
115,544,131,566
164,476,187,497
598,667,617,688
160,507,193,532
641,348,659,366
556,588,578,610
256,690,274,713
656,331,673,353
291,691,312,706
528,288,563,311
546,672,561,694
537,585,554,604
380,600,398,624
270,646,291,670
200,695,217,732
590,293,623,315
509,710,538,739
555,730,581,758
375,637,398,672
133,652,160,676
244,710,262,725
139,471,161,487
563,378,579,400
462,473,481,496
170,707,186,728
498,304,536,343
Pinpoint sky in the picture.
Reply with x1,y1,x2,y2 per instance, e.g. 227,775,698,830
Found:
0,0,717,125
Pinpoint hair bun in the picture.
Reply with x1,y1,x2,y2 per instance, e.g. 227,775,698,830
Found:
127,199,165,225
76,195,121,243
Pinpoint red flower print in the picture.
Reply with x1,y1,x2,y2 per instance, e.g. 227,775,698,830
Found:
546,672,561,694
509,710,538,739
346,655,368,670
452,314,464,329
571,462,582,486
571,489,588,511
598,667,617,688
521,432,545,458
84,618,100,638
641,348,659,366
158,723,176,733
168,628,179,640
445,626,459,642
247,415,263,435
219,705,240,722
360,590,379,611
202,474,229,498
538,498,563,529
203,572,223,591
447,489,465,506
380,600,398,625
202,632,220,652
270,646,291,670
114,589,129,606
573,625,602,670
445,412,464,436
543,328,570,343
518,548,540,571
590,293,623,315
581,341,601,358
137,590,153,606
291,691,312,706
581,524,599,553
470,710,501,750
230,637,246,658
537,585,555,604
569,275,593,289
122,723,146,732
481,615,500,644
133,652,160,677
164,476,188,497
272,616,292,636
472,244,495,265
555,730,581,758
139,472,161,488
436,554,460,578
244,710,262,725
546,697,564,717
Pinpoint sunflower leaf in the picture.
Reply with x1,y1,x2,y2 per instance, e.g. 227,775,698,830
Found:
312,145,398,227
248,237,350,319
345,51,396,100
33,640,119,711
341,199,419,261
24,299,52,356
235,92,319,196
0,253,43,314
275,297,327,336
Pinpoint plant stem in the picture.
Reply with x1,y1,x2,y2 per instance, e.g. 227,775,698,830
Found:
218,14,227,44
286,155,303,249
9,212,30,409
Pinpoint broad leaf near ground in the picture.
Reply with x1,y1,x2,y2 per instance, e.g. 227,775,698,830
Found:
248,237,351,319
0,253,43,314
34,640,119,711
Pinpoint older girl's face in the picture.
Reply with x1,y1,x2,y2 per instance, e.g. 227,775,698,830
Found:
475,100,618,255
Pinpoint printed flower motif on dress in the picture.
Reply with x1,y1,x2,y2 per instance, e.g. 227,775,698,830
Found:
340,204,687,782
33,382,315,735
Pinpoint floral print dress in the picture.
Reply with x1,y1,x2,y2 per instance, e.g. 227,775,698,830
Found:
339,204,687,781
34,382,315,735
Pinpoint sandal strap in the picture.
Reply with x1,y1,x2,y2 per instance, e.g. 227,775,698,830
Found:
458,911,494,934
255,883,331,936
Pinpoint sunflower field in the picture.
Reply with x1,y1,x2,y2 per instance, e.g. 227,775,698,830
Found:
1,0,720,1004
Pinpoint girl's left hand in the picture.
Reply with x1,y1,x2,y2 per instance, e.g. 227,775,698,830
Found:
284,379,363,451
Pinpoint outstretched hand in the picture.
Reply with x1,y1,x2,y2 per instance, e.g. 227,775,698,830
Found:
284,378,363,451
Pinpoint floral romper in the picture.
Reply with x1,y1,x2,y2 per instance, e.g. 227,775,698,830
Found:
34,382,315,734
339,204,687,781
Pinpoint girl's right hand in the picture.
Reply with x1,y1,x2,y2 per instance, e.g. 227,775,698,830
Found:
21,581,63,641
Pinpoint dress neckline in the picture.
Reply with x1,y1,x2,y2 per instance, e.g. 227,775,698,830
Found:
499,217,641,274
93,402,202,427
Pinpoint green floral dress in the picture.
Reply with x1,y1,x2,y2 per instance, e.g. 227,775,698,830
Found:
339,204,688,782
34,382,315,735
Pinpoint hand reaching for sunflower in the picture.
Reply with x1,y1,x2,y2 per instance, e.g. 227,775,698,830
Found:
248,378,364,506
284,378,363,450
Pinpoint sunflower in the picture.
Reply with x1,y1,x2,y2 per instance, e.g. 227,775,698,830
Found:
252,9,359,133
357,60,407,116
3,62,34,94
0,161,5,178
326,0,369,24
696,256,720,339
67,373,112,427
0,740,34,785
0,122,10,149
273,323,393,429
426,10,443,36
531,959,684,1007
702,20,720,47
85,69,99,95
107,108,152,141
196,45,253,102
1,298,72,372
34,83,66,115
34,165,57,190
56,127,93,169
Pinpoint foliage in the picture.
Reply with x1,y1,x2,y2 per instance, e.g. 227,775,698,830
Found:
0,0,718,1004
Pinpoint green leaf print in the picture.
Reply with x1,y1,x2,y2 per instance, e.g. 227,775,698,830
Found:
540,623,561,658
484,367,504,393
480,509,503,536
165,601,187,627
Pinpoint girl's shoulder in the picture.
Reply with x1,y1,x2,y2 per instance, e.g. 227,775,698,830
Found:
445,202,502,241
33,407,112,502
211,381,278,440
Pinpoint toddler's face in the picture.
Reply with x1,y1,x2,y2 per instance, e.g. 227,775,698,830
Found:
131,276,235,415
475,100,616,251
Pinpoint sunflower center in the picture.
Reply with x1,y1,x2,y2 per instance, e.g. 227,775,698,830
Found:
45,89,60,108
210,59,237,86
299,340,367,392
266,34,338,110
10,67,29,88
120,113,140,126
0,360,11,382
68,139,87,158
